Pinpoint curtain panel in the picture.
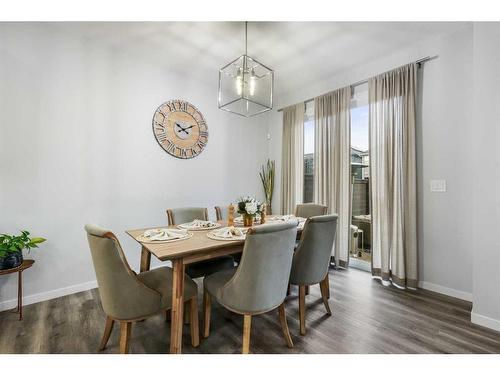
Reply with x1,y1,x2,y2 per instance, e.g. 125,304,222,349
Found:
281,103,304,215
369,63,418,289
314,87,351,268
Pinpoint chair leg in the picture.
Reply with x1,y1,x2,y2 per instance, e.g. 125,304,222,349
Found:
305,285,310,295
320,277,332,316
299,285,306,336
119,322,132,354
99,316,114,351
242,314,252,354
203,289,211,338
278,303,293,348
325,273,330,299
190,297,200,347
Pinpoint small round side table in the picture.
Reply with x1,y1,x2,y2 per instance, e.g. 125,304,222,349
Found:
0,259,35,320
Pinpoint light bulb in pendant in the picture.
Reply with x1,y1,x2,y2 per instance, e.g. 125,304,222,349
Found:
236,68,243,96
249,68,256,96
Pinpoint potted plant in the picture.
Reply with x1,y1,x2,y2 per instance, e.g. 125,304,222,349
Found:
259,159,275,215
0,231,46,270
236,196,264,227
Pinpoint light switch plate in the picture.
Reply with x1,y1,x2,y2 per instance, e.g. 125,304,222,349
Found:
430,179,446,192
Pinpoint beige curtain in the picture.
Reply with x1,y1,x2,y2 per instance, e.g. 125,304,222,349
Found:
369,63,417,289
314,87,351,268
281,103,304,214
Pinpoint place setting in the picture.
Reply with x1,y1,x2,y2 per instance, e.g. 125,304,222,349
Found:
177,219,221,231
135,227,193,244
206,226,249,241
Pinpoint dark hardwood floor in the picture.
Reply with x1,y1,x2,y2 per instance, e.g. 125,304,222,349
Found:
2,267,500,354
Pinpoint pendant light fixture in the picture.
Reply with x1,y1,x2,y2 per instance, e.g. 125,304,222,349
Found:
218,22,274,117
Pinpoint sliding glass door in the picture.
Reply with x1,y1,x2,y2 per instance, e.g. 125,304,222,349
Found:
350,83,372,271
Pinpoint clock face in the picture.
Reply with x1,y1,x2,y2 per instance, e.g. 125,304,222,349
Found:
152,100,209,159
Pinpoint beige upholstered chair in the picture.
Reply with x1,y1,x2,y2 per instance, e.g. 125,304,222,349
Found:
294,203,328,218
203,221,298,354
166,207,235,279
214,205,228,221
289,214,338,335
84,224,199,354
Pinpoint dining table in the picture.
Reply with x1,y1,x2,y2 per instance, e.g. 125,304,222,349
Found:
126,217,304,354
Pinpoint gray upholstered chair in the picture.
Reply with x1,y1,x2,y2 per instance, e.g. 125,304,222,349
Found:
294,203,328,218
84,224,199,354
289,214,338,335
214,205,228,221
203,221,298,354
166,207,235,279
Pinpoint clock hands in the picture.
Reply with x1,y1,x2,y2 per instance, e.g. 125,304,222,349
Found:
175,122,189,135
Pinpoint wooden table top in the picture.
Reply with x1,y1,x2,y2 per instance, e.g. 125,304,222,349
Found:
0,259,35,275
126,218,304,262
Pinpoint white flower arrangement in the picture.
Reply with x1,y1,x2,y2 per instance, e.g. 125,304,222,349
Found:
235,196,264,217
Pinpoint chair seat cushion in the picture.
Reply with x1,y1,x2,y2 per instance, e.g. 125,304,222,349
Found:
203,268,237,302
185,256,235,279
137,266,197,310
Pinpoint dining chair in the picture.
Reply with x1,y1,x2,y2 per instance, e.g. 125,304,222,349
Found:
214,205,228,221
289,214,338,335
166,207,234,279
84,224,200,354
202,221,298,354
294,203,328,218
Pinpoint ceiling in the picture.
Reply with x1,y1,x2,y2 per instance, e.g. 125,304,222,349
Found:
50,22,470,98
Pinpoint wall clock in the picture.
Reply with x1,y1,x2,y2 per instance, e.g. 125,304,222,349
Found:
152,99,209,159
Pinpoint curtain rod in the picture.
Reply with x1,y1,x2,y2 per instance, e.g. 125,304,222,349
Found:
277,55,438,112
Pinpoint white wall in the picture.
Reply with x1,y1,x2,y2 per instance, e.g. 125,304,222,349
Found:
0,23,268,310
471,23,500,331
267,25,475,301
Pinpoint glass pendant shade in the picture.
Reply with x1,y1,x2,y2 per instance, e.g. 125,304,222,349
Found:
218,54,274,117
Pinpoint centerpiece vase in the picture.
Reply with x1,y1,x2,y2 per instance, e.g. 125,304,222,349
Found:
243,214,254,227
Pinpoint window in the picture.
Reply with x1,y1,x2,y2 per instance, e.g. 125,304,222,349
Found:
303,101,314,203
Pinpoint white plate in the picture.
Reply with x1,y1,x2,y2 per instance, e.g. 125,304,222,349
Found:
136,232,193,244
177,222,221,231
206,228,248,241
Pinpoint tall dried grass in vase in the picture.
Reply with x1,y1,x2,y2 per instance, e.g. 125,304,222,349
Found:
259,159,275,215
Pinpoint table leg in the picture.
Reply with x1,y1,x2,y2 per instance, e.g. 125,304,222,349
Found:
170,259,185,354
140,246,151,272
18,270,23,321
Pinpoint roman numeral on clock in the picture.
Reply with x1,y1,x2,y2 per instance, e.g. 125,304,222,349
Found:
156,132,167,143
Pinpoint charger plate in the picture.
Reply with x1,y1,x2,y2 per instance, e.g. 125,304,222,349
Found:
136,231,193,244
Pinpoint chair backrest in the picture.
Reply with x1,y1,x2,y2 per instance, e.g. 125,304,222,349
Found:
220,221,298,314
166,207,208,225
84,224,161,320
214,205,228,221
295,203,328,218
289,214,338,285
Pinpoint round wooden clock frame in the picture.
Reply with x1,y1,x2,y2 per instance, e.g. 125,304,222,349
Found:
152,99,209,159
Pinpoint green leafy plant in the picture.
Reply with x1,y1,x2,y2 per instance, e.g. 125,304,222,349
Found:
259,159,275,214
0,231,46,258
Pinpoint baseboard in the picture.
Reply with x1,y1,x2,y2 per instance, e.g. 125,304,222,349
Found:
0,280,98,312
418,281,473,302
471,311,500,332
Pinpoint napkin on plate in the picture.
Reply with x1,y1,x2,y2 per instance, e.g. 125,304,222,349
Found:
143,228,188,241
183,219,217,229
272,215,295,222
212,226,246,238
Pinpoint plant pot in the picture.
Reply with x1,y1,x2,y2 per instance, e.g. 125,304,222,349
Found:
0,250,23,270
266,201,272,215
243,214,254,227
